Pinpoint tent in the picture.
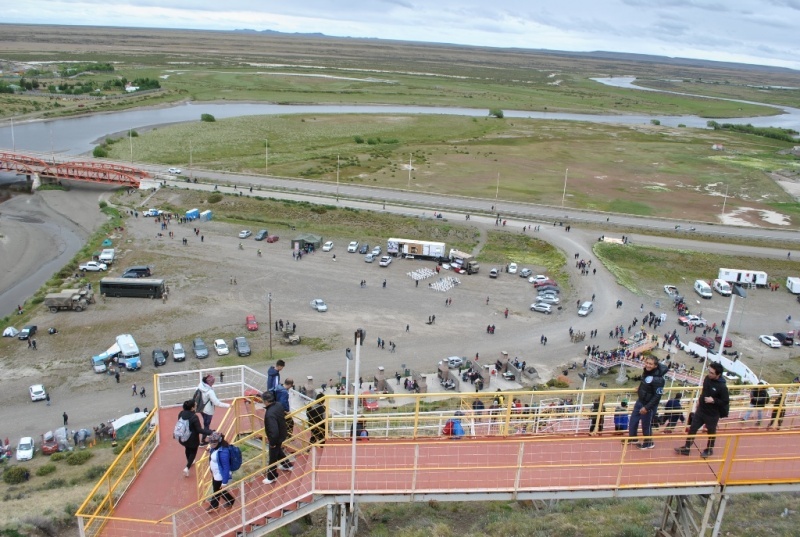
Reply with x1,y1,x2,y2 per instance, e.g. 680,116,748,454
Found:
112,411,148,440
102,239,113,247
291,233,323,251
2,327,19,337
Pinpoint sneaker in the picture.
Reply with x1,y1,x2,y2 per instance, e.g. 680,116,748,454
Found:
262,477,275,485
674,447,691,456
205,505,218,513
183,467,190,477
637,443,655,450
701,449,713,459
622,438,639,445
280,464,294,472
224,501,235,509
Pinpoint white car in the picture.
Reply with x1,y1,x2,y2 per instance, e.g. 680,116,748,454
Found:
759,335,782,348
379,256,392,267
530,302,553,314
310,299,328,312
537,294,561,305
508,263,518,274
529,275,549,284
519,268,532,278
445,356,465,368
322,241,334,252
29,384,47,402
578,301,594,316
347,241,359,253
678,315,707,327
168,167,182,175
172,342,186,362
79,261,107,272
16,437,34,461
213,339,229,356
238,230,252,239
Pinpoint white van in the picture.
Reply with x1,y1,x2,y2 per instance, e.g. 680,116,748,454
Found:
712,279,731,296
694,279,713,299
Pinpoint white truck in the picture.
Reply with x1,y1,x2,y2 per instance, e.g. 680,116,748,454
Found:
717,268,767,287
98,248,116,264
387,238,446,260
787,277,800,294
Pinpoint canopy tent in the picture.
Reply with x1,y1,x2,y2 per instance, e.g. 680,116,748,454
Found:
2,327,19,337
291,233,323,250
112,411,148,440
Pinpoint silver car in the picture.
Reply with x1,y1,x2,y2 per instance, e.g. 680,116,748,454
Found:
530,302,553,314
537,294,561,305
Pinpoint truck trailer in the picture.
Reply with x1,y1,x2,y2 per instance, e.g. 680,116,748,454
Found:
717,268,768,287
387,238,446,259
787,277,800,294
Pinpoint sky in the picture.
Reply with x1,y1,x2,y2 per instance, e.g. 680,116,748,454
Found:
5,0,800,71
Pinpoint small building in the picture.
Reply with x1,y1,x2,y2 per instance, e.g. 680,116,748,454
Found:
199,210,212,222
185,208,200,221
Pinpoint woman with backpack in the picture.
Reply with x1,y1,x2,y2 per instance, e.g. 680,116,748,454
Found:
197,374,231,445
206,432,236,512
176,399,213,477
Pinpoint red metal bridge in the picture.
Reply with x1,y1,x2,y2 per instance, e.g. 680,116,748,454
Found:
0,151,149,188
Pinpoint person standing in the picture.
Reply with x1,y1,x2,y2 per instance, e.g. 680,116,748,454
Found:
115,371,120,383
663,392,686,432
266,360,285,393
675,361,730,458
306,392,326,445
261,391,292,485
131,383,137,396
63,412,68,426
198,374,231,444
743,384,769,426
628,356,667,449
46,393,51,406
178,399,213,477
205,432,236,512
276,379,295,436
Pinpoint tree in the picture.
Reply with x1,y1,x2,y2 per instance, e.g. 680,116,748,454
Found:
201,113,216,122
489,108,504,119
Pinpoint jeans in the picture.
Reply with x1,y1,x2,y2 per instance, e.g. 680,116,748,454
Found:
628,401,654,445
201,413,213,441
210,479,235,509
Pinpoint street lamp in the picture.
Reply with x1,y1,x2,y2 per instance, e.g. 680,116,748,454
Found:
350,329,363,511
561,168,568,207
267,293,273,361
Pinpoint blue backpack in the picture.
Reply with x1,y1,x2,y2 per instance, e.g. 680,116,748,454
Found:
227,445,242,472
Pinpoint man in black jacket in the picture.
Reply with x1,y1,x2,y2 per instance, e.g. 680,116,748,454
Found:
306,392,326,445
628,356,667,449
178,399,213,477
262,391,292,485
675,361,730,458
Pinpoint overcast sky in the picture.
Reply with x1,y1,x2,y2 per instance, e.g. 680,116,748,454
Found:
6,1,800,70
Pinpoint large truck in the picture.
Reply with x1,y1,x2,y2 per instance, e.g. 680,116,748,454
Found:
787,277,800,294
44,286,95,312
116,334,141,371
718,268,767,287
448,249,480,274
387,238,446,259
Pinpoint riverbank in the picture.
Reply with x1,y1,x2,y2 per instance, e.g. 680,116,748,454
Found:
0,185,113,317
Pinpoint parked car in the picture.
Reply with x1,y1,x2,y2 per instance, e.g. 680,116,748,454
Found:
445,356,465,368
152,348,169,367
79,261,107,272
310,299,328,312
347,241,359,253
359,244,370,254
529,275,550,284
379,256,392,267
773,332,794,346
714,335,733,348
537,285,560,295
489,268,499,278
759,335,781,348
213,339,229,356
537,294,561,305
246,314,259,331
530,302,553,314
507,263,518,274
143,209,162,217
255,229,269,241
372,245,382,256
266,235,279,243
18,325,37,340
172,342,186,362
578,301,594,316
364,253,376,263
167,167,182,175
532,278,558,288
694,336,715,350
122,265,151,278
238,230,252,239
16,437,34,461
192,337,209,359
678,315,707,327
233,336,251,357
29,384,47,402
322,241,334,252
664,285,679,297
519,268,532,278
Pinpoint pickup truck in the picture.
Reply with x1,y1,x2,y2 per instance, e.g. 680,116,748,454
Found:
143,209,162,217
79,261,107,272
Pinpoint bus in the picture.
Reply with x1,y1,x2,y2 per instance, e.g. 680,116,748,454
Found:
100,278,166,299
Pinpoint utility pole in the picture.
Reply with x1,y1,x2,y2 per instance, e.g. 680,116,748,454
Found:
267,293,273,361
189,140,193,181
721,183,729,215
336,154,340,202
495,172,500,203
407,154,412,188
561,168,569,207
265,138,268,176
349,330,362,511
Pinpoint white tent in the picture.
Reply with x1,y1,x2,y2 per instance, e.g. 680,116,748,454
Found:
3,327,19,337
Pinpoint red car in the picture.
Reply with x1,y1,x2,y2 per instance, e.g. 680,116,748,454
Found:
266,235,279,243
246,315,259,331
694,336,715,350
714,335,732,348
533,279,558,288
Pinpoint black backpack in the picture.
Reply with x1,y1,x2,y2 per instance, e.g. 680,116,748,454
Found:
192,389,206,412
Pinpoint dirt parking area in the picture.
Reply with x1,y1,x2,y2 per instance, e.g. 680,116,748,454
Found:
1,187,799,444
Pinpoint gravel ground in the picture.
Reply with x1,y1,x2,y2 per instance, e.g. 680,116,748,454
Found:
1,185,798,446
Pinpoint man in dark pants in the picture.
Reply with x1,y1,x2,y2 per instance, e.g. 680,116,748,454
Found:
261,391,292,485
627,356,667,449
675,361,730,458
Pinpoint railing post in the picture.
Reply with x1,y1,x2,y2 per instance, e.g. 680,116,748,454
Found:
171,513,178,537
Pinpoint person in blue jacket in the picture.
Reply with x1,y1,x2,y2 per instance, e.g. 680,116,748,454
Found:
267,360,285,392
206,432,235,512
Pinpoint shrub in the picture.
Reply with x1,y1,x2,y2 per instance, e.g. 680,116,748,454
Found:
207,193,223,204
84,465,108,480
50,452,66,462
2,466,29,484
650,119,661,126
65,450,93,465
201,113,216,122
93,146,108,158
36,464,57,476
354,135,364,144
99,201,108,209
489,108,504,118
